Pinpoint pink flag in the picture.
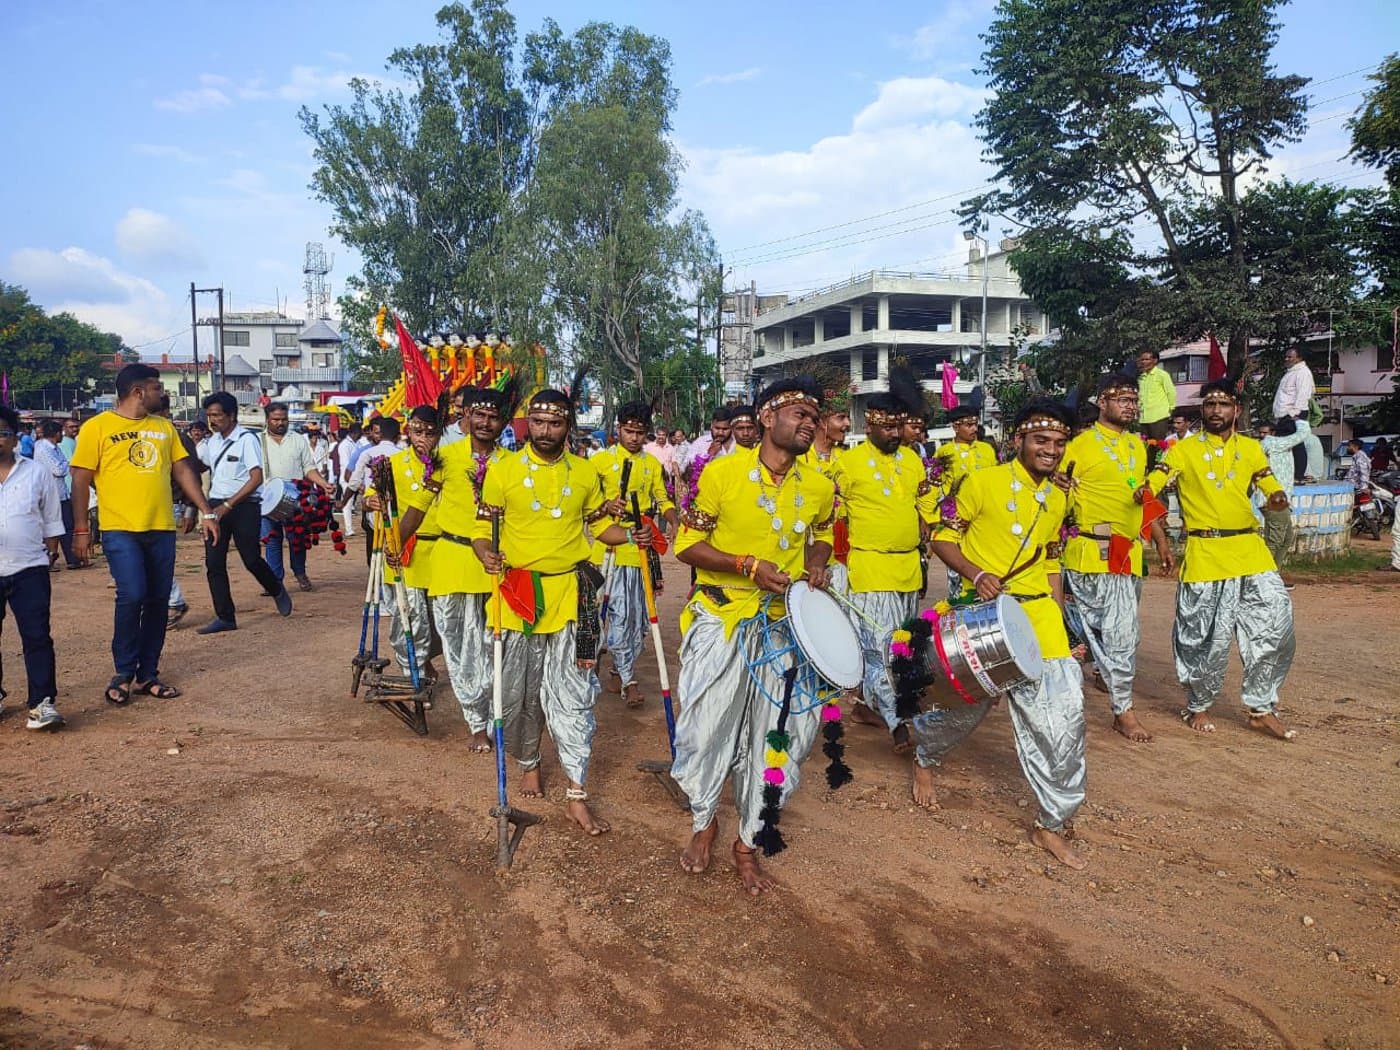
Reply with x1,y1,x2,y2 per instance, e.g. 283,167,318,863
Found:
1,371,8,406
940,362,958,410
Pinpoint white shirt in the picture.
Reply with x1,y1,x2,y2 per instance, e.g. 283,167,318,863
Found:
348,440,400,492
440,421,467,448
34,437,71,498
1273,361,1315,419
335,436,358,483
261,429,315,481
0,456,65,575
201,426,264,500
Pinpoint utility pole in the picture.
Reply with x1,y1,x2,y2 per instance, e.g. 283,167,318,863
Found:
189,282,200,416
192,285,227,393
963,226,990,422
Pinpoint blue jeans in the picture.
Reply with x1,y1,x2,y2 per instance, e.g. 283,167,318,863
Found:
102,530,176,681
261,517,306,581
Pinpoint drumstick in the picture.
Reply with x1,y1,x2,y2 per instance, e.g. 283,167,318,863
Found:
633,492,676,757
1002,545,1044,586
598,460,634,639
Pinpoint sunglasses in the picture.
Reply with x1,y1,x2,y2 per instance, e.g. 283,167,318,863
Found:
0,430,14,438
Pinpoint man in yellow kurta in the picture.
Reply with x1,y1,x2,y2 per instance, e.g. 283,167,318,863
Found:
673,376,837,896
591,401,677,707
835,390,938,750
367,406,441,683
471,387,641,836
1062,373,1175,743
934,404,998,597
1144,380,1296,741
802,391,851,587
922,399,1089,870
398,386,513,752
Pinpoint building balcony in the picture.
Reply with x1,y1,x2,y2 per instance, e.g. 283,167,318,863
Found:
271,367,345,384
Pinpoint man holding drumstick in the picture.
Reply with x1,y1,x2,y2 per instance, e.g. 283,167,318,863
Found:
921,398,1088,870
672,376,837,895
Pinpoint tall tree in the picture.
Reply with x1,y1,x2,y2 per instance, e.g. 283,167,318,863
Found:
1347,53,1400,187
969,0,1309,376
0,283,123,408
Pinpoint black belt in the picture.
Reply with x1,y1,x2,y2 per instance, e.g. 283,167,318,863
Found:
1186,527,1259,539
443,531,479,546
1009,592,1050,603
415,533,440,542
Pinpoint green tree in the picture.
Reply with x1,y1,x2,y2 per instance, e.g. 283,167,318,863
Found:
1347,53,1400,187
0,283,122,409
969,0,1309,378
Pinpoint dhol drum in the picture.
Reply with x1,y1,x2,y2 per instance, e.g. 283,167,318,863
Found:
740,581,863,713
259,478,301,522
894,596,1043,701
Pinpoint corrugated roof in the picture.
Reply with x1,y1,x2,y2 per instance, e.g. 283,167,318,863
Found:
298,319,342,343
223,354,260,376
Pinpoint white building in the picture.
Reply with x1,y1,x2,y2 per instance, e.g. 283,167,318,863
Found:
222,311,348,422
750,244,1048,438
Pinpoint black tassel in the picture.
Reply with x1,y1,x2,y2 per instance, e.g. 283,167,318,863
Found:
823,720,853,789
754,783,786,856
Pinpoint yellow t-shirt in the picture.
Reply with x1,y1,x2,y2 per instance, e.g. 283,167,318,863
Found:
70,411,188,532
366,448,440,589
936,438,998,484
588,446,674,569
833,444,937,593
1148,431,1282,583
801,444,845,481
676,445,836,637
408,441,505,598
470,445,613,634
934,459,1070,659
1062,423,1149,575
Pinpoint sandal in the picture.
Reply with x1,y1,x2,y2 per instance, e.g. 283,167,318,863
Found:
105,676,132,705
133,679,182,700
623,683,645,709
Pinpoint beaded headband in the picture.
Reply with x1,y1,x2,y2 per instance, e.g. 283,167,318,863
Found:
527,399,570,419
1098,383,1137,399
1201,392,1238,405
1015,415,1071,436
865,408,903,426
728,408,756,422
762,390,820,413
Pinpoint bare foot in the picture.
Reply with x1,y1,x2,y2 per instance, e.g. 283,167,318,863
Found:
891,722,913,754
1088,668,1108,693
1184,710,1216,734
732,840,776,896
911,762,938,809
623,682,645,709
1248,712,1298,741
681,818,718,873
1030,826,1087,870
850,703,885,728
469,730,492,753
1113,709,1154,742
519,768,544,798
566,797,610,836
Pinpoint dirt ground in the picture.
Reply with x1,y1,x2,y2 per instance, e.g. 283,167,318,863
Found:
1,533,1397,1049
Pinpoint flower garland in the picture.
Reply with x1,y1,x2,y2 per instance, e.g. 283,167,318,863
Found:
471,449,490,498
682,451,712,511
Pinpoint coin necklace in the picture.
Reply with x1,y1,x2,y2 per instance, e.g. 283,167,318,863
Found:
1093,423,1140,489
751,459,806,551
520,450,572,517
1006,469,1049,537
1196,432,1239,491
866,447,905,498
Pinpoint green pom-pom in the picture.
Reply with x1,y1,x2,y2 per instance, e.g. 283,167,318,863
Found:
766,729,791,752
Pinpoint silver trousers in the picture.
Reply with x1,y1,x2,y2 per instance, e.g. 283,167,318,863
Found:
672,604,822,846
848,589,919,730
1173,572,1294,715
431,592,490,732
911,696,995,769
384,581,433,677
602,565,645,685
1064,570,1142,716
498,624,597,786
1006,657,1086,833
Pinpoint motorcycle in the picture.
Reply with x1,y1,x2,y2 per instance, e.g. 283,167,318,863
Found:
1370,477,1397,529
1352,487,1382,540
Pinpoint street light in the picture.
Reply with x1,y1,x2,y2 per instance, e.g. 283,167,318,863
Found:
963,227,990,421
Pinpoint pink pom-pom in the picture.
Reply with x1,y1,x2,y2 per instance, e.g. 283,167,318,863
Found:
890,642,912,658
822,704,842,722
763,766,785,786
921,608,939,623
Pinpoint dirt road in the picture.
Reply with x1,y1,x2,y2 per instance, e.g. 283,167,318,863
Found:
1,536,1396,1048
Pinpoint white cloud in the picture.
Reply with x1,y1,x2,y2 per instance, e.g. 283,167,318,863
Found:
6,246,181,345
680,73,994,291
157,64,380,113
698,67,763,88
131,143,204,164
114,208,204,269
154,85,231,113
903,0,997,62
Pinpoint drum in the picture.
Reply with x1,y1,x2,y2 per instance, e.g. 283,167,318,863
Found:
259,478,301,522
739,581,863,713
893,596,1043,701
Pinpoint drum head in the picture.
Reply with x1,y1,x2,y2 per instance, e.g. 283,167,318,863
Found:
994,594,1044,681
786,581,863,690
259,479,284,517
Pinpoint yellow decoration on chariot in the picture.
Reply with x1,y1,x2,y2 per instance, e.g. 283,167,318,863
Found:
892,629,912,644
933,600,952,615
764,747,789,768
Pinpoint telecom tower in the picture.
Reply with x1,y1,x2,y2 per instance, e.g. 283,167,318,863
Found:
303,242,334,320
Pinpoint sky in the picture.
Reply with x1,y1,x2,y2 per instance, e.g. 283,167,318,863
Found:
1,0,1396,358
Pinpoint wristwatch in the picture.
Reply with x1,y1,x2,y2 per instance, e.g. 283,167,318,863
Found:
202,512,218,520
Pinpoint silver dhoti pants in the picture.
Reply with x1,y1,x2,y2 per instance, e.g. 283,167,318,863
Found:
384,581,433,677
1063,570,1142,716
848,589,919,730
1173,572,1294,715
911,696,996,768
431,592,490,732
672,604,822,847
602,565,645,686
1006,657,1086,833
498,624,598,786
946,567,962,601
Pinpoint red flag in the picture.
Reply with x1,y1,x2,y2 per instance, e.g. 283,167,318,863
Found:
1207,332,1227,381
394,316,444,409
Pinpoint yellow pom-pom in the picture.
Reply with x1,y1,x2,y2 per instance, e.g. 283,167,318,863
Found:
892,629,911,644
764,747,789,768
934,600,952,615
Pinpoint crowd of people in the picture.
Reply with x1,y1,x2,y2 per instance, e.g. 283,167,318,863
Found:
1,355,1393,896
